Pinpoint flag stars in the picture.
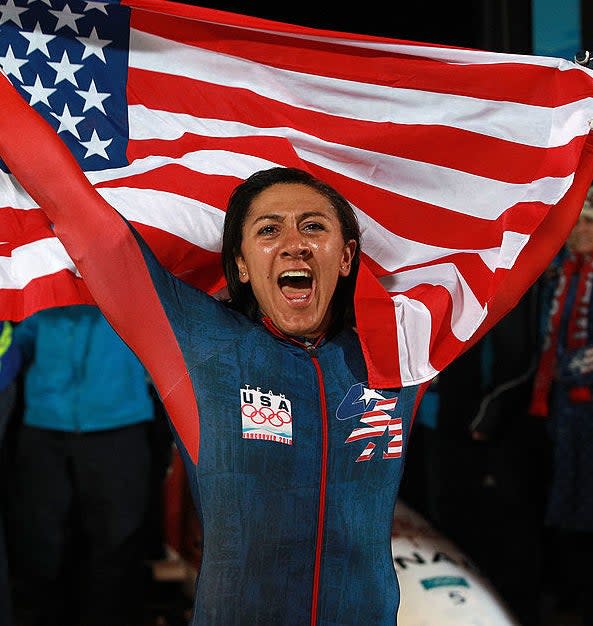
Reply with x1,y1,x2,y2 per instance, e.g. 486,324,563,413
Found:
0,0,28,27
47,50,83,86
76,78,109,113
20,21,56,57
51,103,84,139
84,1,109,14
77,27,111,63
0,45,28,82
22,74,56,106
81,129,112,159
49,5,84,32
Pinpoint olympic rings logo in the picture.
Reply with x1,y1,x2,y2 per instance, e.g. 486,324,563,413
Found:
241,403,292,427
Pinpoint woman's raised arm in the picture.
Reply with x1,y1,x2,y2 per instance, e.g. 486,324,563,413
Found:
0,76,200,462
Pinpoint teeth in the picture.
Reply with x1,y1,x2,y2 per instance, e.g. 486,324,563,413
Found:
280,270,311,278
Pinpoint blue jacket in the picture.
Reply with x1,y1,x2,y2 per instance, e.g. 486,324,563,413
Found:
14,305,153,432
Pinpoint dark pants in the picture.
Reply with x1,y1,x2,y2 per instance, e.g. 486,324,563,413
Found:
0,383,16,626
8,422,151,626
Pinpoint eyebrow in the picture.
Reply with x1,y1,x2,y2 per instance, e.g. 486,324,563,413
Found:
251,211,329,224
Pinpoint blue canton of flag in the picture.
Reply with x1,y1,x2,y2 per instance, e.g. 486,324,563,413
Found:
0,0,129,171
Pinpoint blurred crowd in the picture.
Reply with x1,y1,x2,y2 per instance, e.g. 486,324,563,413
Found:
2,186,593,626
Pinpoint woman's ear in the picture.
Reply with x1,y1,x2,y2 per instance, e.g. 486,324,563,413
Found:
235,256,250,283
339,240,357,277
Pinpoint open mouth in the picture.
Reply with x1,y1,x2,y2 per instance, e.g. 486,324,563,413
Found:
278,269,313,301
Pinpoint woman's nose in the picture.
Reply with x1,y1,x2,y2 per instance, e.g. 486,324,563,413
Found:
281,229,311,258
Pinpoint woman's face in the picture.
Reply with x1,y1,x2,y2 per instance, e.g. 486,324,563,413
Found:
235,183,356,339
568,214,593,255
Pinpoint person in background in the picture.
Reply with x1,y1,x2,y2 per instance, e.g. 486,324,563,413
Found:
0,320,21,626
8,305,154,626
528,184,593,625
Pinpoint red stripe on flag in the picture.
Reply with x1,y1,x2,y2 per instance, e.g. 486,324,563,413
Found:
132,224,226,295
0,208,54,247
0,270,94,321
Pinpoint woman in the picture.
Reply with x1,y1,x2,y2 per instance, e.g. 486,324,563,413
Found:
125,166,416,625
9,148,418,622
42,164,417,625
1,78,593,625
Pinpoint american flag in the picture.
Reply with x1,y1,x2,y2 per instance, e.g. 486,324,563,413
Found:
2,0,593,389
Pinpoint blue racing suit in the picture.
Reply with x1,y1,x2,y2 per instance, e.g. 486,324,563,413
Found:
135,230,422,625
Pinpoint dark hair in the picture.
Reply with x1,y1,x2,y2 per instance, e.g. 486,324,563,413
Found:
222,167,361,335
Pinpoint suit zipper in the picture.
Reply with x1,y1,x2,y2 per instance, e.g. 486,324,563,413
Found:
307,344,328,626
259,318,329,624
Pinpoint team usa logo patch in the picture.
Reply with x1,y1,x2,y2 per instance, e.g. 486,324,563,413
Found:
337,383,402,462
240,385,293,445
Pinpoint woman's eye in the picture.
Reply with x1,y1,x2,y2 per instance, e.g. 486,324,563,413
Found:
258,224,277,235
303,222,324,232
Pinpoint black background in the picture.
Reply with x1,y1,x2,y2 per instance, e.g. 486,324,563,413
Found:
177,1,534,53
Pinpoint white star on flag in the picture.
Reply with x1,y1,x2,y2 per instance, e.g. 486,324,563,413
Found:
47,49,83,86
0,0,28,27
49,5,84,33
22,74,56,106
20,21,55,57
84,1,109,14
0,45,27,81
77,27,111,63
51,103,85,138
81,129,112,158
76,78,109,113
